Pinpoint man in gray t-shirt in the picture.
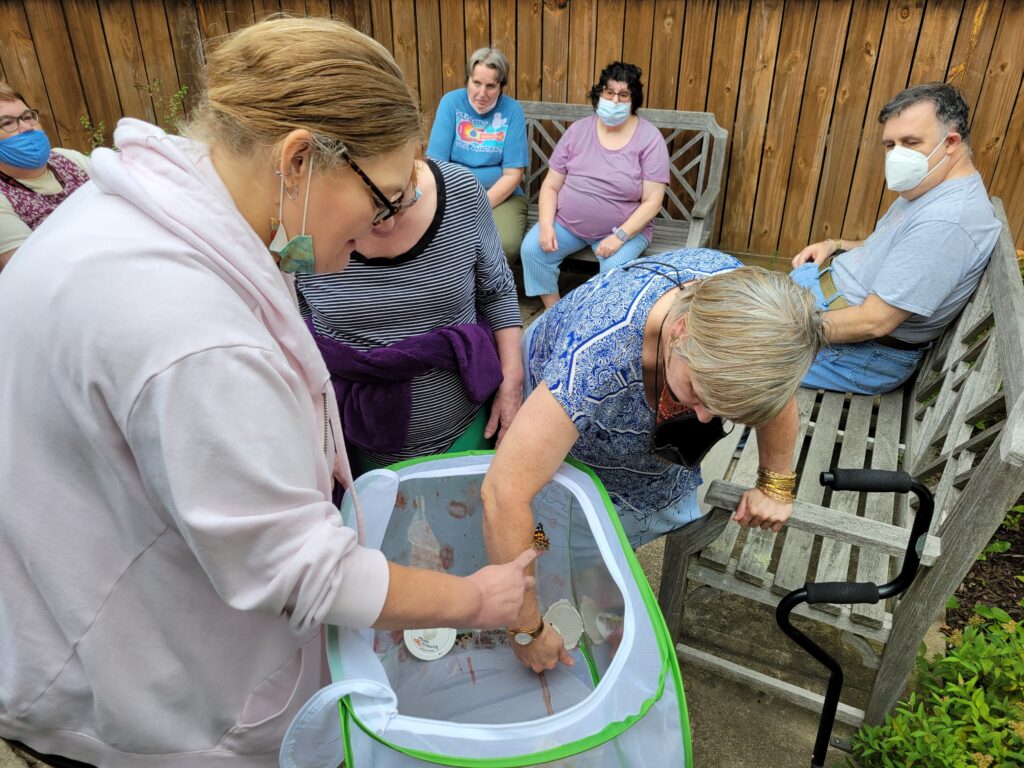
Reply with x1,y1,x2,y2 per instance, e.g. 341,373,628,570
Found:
789,83,1000,394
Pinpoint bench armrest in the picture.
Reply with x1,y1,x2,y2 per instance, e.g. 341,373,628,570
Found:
704,480,942,566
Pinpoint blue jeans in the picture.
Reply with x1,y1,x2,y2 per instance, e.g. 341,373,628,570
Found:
790,263,924,394
520,220,650,296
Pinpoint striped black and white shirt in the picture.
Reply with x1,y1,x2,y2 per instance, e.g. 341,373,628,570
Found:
297,160,521,464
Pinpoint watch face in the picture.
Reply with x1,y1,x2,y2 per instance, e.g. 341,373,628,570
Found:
513,631,534,646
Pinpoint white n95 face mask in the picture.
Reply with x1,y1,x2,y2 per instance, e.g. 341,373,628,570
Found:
884,134,949,193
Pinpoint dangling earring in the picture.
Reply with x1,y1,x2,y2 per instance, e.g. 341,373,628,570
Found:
285,184,298,201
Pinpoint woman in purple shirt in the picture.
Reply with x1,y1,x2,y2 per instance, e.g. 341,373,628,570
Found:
520,62,670,308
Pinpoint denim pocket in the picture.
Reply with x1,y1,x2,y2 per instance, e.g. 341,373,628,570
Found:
851,344,922,393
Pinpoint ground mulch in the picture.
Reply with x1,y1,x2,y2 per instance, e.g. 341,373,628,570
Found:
944,508,1024,632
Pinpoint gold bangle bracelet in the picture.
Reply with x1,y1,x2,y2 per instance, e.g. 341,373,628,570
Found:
757,467,797,482
756,484,795,503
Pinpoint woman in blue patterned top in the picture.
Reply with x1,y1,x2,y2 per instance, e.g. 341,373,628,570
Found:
481,248,826,673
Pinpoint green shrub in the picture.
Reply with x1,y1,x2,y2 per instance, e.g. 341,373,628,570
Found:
850,606,1024,767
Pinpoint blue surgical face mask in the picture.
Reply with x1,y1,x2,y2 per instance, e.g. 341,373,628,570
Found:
0,129,51,169
596,97,631,127
269,156,315,275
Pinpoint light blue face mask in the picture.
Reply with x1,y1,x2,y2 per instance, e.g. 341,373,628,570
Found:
596,97,631,127
0,129,51,169
269,156,315,275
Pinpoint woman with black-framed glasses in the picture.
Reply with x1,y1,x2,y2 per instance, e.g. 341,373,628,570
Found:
480,247,826,675
0,18,538,768
0,82,90,271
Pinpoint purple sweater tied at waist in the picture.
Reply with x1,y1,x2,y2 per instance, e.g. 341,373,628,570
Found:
308,318,503,453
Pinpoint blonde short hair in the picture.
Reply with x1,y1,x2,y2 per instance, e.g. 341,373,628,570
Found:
667,267,824,426
0,82,26,105
184,16,422,168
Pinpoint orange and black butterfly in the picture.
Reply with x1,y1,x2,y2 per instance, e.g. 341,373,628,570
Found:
531,522,550,551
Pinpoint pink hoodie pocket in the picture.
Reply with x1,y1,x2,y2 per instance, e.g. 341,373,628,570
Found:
220,632,323,755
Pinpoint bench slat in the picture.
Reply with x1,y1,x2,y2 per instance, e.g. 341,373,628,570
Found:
699,423,762,571
730,388,817,584
852,390,904,628
773,391,847,594
813,395,874,614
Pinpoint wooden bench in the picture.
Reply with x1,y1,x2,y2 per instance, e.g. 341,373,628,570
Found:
657,198,1024,727
518,102,727,259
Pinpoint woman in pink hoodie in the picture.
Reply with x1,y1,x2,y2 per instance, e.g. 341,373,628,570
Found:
0,17,536,768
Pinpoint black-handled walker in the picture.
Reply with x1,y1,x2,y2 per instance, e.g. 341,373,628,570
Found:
775,468,935,768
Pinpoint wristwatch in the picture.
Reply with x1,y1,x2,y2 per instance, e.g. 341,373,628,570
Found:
613,226,628,242
508,619,545,646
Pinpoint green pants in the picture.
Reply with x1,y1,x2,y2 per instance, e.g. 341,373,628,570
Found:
491,195,528,261
350,406,493,475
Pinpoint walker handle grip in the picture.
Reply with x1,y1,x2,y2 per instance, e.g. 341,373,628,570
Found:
820,468,912,494
805,581,880,605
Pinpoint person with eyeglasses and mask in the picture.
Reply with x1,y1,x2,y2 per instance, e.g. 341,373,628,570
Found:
0,19,540,768
519,61,670,309
0,82,90,271
790,83,1000,394
296,156,523,474
480,247,825,674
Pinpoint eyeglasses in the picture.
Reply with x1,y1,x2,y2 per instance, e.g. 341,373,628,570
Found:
0,109,40,134
340,147,409,226
600,88,632,103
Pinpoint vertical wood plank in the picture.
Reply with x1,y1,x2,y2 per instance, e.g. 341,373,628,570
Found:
221,0,257,31
593,0,625,85
440,0,466,95
390,0,419,102
194,0,231,44
0,1,58,140
718,0,783,252
566,0,597,105
908,0,962,84
676,0,717,112
808,2,886,243
960,0,1024,186
369,0,393,54
989,73,1024,247
63,0,123,148
777,0,851,258
517,0,542,101
748,0,818,256
251,0,283,21
621,0,655,80
133,0,184,129
21,0,89,148
329,0,357,24
491,0,518,97
706,0,750,245
164,0,205,114
645,0,684,111
350,0,374,30
416,0,443,127
541,0,570,103
279,0,313,15
465,0,489,57
98,0,158,123
945,0,1003,111
842,1,925,241
331,0,373,29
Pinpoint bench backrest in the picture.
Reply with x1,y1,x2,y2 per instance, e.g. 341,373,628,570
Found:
518,101,728,229
902,199,1024,536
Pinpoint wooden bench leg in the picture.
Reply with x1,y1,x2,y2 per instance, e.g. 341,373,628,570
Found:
658,508,731,641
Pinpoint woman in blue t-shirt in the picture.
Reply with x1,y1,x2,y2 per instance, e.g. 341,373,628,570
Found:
427,47,528,259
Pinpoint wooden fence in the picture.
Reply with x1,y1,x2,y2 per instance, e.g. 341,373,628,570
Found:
1,0,1022,256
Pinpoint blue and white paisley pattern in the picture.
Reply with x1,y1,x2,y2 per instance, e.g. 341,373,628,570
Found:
527,248,742,543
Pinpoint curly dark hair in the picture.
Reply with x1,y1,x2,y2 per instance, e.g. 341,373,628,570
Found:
588,61,644,114
878,82,971,144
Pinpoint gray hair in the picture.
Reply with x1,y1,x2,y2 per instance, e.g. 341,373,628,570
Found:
667,267,825,426
466,47,509,88
878,82,971,145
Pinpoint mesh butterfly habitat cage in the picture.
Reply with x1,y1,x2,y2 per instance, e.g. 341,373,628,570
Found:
280,452,690,768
